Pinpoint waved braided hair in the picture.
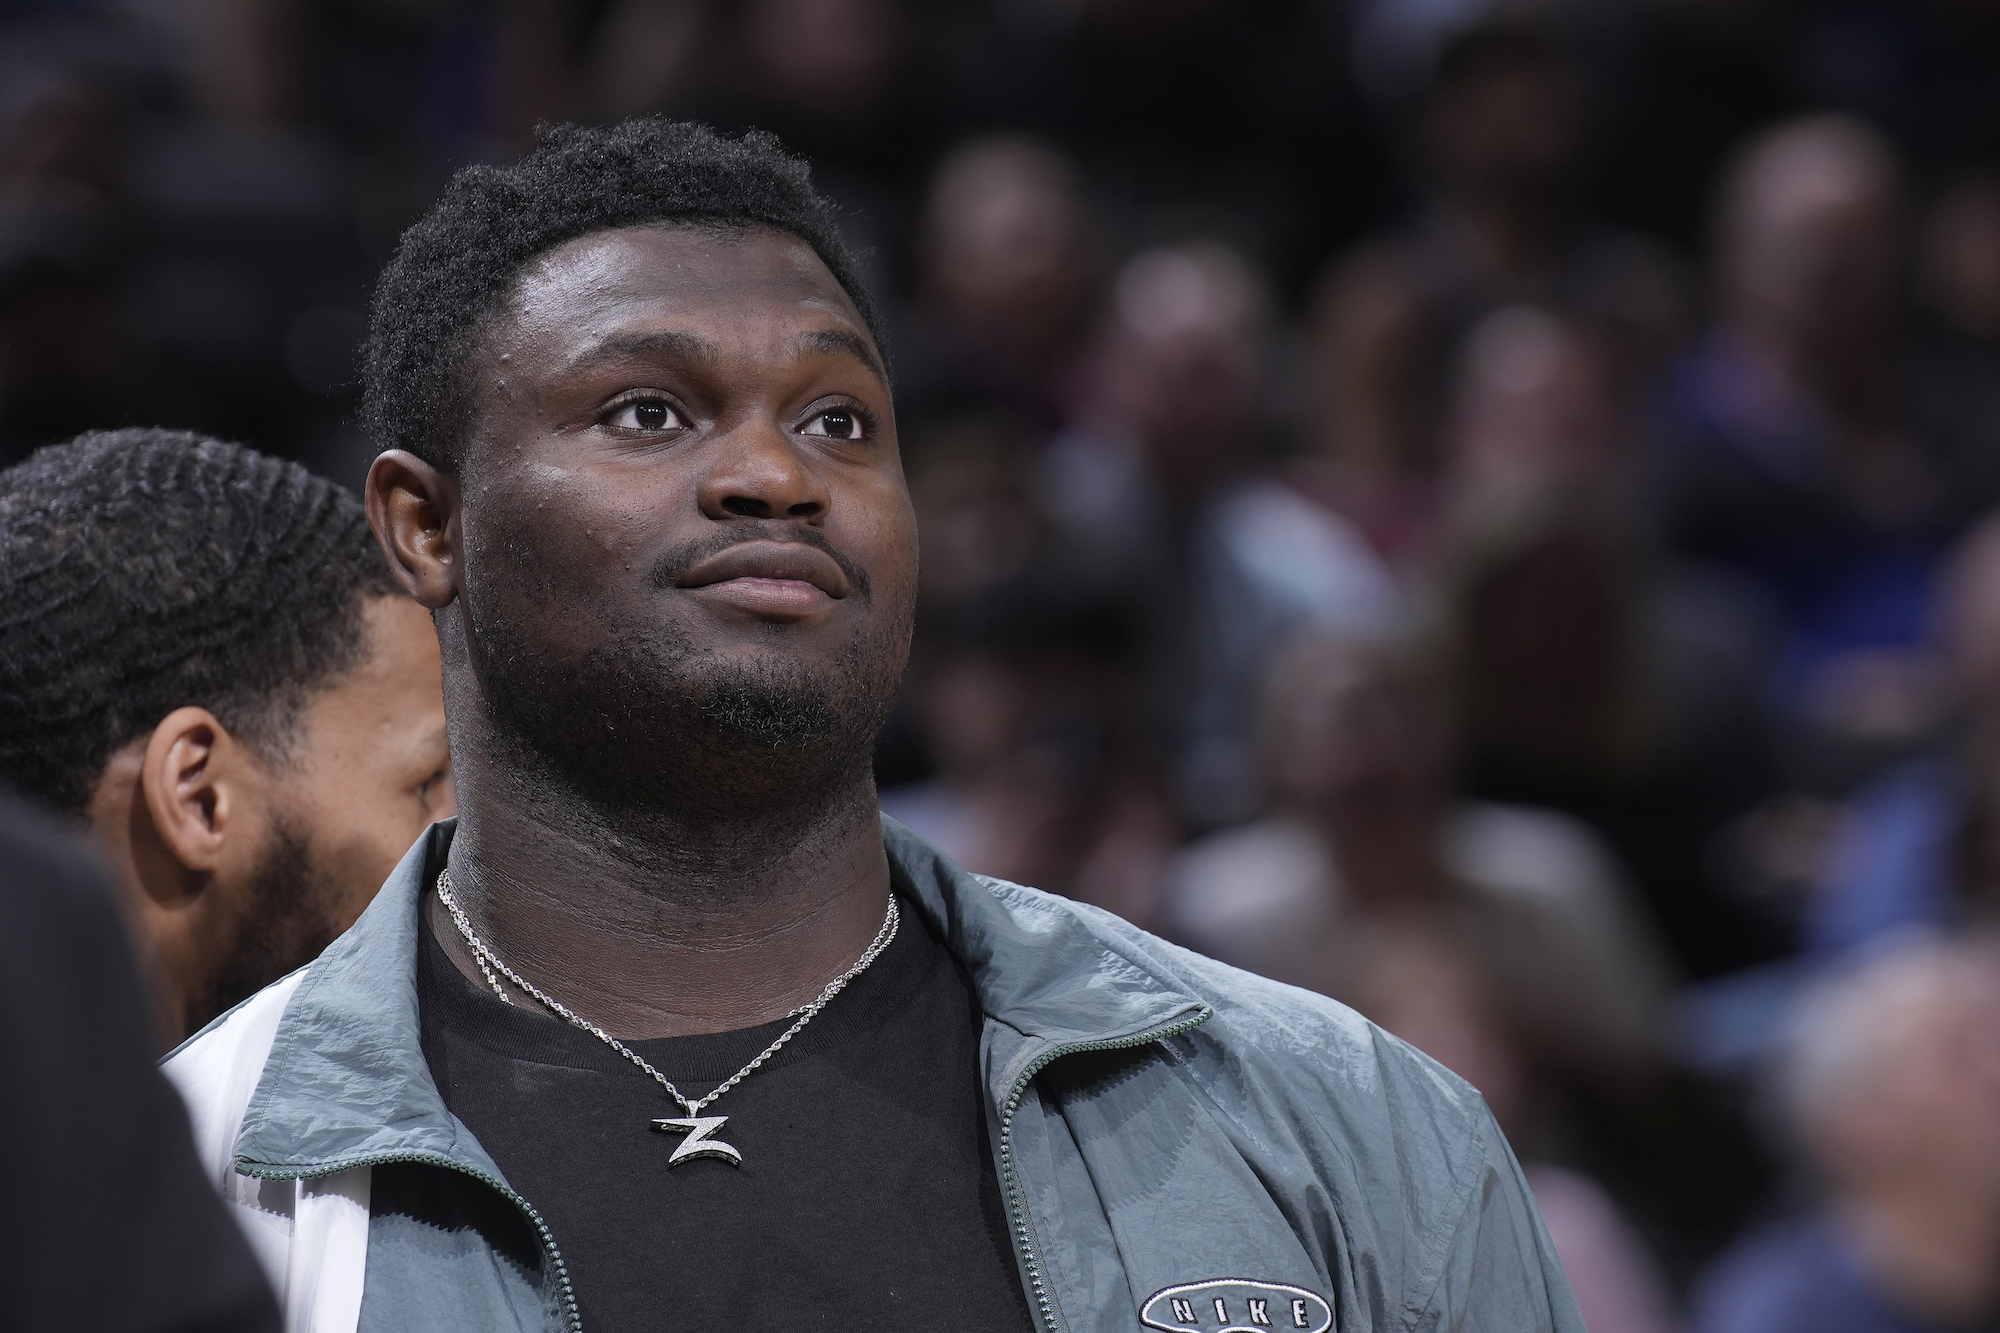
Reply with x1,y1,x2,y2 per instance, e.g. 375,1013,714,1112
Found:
0,429,400,814
362,117,886,475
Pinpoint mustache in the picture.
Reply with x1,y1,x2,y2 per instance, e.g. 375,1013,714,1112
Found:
649,524,872,602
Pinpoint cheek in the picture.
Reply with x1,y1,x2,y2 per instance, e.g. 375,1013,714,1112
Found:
848,481,921,603
303,788,433,929
464,463,658,599
282,746,441,926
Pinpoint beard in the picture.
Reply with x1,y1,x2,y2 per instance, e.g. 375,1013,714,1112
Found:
193,814,342,1031
460,528,913,827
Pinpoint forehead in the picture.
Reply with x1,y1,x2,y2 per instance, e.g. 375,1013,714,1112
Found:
495,224,873,368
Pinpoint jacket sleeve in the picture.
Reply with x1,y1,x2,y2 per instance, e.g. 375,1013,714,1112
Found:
1408,1113,1586,1333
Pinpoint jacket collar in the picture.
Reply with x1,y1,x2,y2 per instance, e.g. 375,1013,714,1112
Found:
236,815,1208,1177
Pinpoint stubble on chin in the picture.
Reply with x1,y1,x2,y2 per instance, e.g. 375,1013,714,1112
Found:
463,576,912,826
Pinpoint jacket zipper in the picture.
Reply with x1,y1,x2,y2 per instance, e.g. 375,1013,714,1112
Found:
995,1010,1212,1333
236,1151,582,1333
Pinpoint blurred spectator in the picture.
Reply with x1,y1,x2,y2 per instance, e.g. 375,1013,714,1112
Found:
1434,310,1786,977
1650,114,1996,765
887,412,1178,925
1313,23,1685,473
0,785,280,1333
1289,243,1440,568
1283,23,1683,630
1041,240,1279,820
1805,512,2000,956
0,431,452,1044
899,134,1102,427
1444,304,1622,497
1691,935,2000,1333
1163,631,1673,1076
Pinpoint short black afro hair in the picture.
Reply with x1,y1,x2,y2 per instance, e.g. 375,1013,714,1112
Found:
362,118,886,473
0,429,400,814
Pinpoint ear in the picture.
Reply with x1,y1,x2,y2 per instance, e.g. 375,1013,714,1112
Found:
137,706,262,886
367,449,460,610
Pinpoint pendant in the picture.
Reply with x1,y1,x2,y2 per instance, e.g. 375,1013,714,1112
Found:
653,1115,743,1167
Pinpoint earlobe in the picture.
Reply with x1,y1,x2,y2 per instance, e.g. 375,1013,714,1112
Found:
366,449,461,610
138,706,240,878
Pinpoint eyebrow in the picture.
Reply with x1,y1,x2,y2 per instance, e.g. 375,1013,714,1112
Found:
793,327,888,383
563,330,722,378
560,325,886,386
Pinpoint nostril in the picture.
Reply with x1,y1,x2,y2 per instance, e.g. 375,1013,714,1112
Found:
786,501,823,518
720,496,769,518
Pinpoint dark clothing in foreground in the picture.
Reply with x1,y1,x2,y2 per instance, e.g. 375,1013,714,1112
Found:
1693,1216,2000,1333
416,894,1034,1332
0,790,279,1333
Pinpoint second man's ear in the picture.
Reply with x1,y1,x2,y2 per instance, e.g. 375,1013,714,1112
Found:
366,448,461,611
138,705,253,882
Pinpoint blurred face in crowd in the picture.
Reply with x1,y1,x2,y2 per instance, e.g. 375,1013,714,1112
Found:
1261,636,1449,818
90,594,452,1042
1805,950,2000,1210
920,137,1097,350
1094,243,1269,499
1450,306,1616,489
1721,116,1900,359
388,225,916,823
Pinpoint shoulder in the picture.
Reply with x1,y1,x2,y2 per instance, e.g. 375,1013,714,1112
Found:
981,877,1565,1320
987,873,1497,1160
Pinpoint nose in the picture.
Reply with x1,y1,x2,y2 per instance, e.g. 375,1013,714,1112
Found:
697,422,831,523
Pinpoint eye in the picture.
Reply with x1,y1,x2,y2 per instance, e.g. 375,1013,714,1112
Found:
801,406,869,441
606,398,686,431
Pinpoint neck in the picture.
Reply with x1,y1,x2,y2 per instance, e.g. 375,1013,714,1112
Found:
435,737,893,1040
1838,1176,2000,1324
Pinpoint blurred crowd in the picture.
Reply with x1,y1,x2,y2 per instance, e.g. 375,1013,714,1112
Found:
8,0,2000,1328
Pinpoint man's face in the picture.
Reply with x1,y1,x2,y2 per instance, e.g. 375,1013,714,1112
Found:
196,594,453,1024
445,225,917,816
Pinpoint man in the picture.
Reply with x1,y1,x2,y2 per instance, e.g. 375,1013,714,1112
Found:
0,430,454,1044
0,786,279,1333
1692,936,2000,1333
167,120,1579,1333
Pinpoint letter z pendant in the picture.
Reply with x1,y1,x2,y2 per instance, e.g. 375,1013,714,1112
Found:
653,1115,743,1167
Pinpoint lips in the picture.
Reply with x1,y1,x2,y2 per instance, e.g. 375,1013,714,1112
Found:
676,540,852,600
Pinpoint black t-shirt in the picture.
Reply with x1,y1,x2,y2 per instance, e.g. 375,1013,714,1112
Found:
417,892,1036,1332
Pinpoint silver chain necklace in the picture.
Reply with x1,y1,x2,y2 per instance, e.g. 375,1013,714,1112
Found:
434,869,899,1168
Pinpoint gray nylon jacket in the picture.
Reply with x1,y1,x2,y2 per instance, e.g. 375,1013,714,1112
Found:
164,816,1583,1333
